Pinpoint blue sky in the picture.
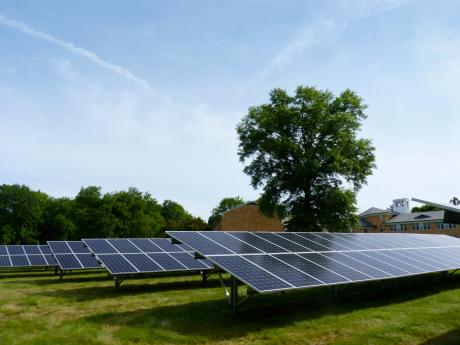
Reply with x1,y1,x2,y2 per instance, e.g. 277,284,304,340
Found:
1,0,460,219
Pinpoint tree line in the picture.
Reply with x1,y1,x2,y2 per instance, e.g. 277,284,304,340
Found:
0,184,209,244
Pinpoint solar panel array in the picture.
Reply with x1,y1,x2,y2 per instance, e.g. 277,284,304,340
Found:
167,231,460,293
82,238,213,275
0,245,57,268
48,241,101,270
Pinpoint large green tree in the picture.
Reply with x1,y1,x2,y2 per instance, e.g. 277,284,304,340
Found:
208,196,246,226
237,86,376,231
0,184,48,243
160,200,209,233
39,197,76,242
105,188,164,238
73,186,113,238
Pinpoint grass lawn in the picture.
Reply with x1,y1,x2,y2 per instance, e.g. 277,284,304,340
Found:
1,269,460,344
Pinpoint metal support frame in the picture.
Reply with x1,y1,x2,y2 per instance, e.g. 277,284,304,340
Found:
114,276,124,289
330,284,347,300
59,269,65,280
229,276,239,314
217,272,255,314
200,270,213,285
331,285,338,300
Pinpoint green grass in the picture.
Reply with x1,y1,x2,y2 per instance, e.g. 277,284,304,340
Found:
2,269,460,345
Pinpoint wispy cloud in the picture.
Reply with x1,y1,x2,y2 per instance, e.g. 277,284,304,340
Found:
257,0,415,82
0,14,151,89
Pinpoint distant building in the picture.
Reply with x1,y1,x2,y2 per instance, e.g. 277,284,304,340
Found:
355,198,460,237
212,202,284,232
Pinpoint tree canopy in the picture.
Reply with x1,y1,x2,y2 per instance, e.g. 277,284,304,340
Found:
208,196,246,226
0,184,208,244
411,205,440,213
237,86,376,232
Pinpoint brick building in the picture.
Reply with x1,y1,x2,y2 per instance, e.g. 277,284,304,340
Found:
355,198,460,237
212,202,284,232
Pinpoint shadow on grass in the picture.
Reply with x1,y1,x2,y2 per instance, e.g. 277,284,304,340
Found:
0,270,108,285
0,270,56,279
0,268,104,279
80,273,460,343
421,327,460,345
38,276,221,301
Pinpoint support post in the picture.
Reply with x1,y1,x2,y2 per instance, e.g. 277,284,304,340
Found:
200,271,208,285
54,266,58,276
59,269,65,281
331,286,339,301
398,278,403,288
442,271,449,279
230,276,238,314
114,276,123,289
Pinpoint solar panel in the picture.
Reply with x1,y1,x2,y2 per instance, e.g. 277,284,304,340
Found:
48,241,101,270
0,245,57,268
82,238,213,276
167,231,460,294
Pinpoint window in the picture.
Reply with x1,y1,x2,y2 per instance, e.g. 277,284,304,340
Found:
437,223,457,230
413,223,431,231
391,224,407,232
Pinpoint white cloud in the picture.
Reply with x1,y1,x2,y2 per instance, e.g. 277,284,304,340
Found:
257,0,415,82
0,14,151,89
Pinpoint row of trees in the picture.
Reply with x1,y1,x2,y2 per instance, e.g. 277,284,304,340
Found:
0,184,208,244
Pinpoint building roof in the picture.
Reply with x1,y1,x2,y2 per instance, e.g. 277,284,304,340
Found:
385,211,445,224
412,198,460,213
220,201,257,215
359,207,393,217
412,197,460,224
359,218,374,228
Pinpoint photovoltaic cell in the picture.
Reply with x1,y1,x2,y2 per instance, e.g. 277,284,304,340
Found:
40,245,52,254
48,241,101,270
28,255,47,266
211,255,291,291
44,255,57,266
0,245,57,268
244,254,323,288
129,238,162,252
153,239,184,253
98,254,137,274
83,239,117,254
167,231,460,293
108,239,141,253
23,245,41,254
170,252,211,270
8,246,25,255
0,256,10,266
148,253,186,270
10,256,29,266
228,233,288,253
273,254,349,285
201,232,262,254
82,238,213,276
